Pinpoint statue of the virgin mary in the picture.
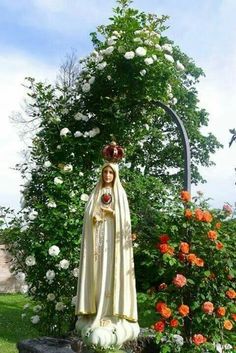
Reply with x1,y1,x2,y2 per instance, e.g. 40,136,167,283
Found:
75,142,140,349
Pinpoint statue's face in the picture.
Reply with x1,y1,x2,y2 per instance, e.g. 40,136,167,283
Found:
102,166,114,185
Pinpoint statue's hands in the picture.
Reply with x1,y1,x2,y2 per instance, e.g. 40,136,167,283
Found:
101,206,115,217
93,215,103,224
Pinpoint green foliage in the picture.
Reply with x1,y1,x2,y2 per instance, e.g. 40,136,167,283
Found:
5,0,222,336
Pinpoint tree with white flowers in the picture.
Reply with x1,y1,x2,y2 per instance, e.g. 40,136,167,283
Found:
6,0,222,335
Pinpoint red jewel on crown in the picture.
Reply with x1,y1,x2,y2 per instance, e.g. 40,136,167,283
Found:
102,141,124,163
101,193,112,205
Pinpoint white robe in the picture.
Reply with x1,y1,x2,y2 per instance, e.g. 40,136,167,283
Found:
75,163,139,348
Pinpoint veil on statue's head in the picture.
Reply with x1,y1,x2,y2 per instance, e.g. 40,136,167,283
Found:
92,142,125,202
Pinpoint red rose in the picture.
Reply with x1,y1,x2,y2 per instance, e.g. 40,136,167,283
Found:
170,318,179,328
155,301,167,313
159,234,170,244
154,320,165,332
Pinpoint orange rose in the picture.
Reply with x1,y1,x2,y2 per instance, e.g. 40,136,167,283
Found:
231,313,236,321
207,230,217,241
178,304,190,317
180,190,191,202
154,320,165,332
187,253,197,264
180,242,189,254
195,208,203,221
215,222,221,229
155,301,167,313
192,334,207,345
226,289,236,299
195,257,204,267
202,301,214,314
216,307,226,317
185,208,192,219
160,306,172,319
224,320,233,330
159,234,170,243
202,210,213,222
173,274,187,288
216,241,224,250
170,318,179,327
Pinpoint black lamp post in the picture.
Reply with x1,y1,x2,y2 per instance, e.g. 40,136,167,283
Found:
155,101,191,193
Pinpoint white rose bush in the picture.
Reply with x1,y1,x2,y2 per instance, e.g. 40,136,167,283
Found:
4,0,222,336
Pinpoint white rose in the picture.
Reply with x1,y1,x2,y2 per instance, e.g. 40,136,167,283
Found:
164,54,174,63
133,38,143,44
25,255,36,266
28,210,38,221
79,172,84,177
47,293,56,301
74,131,83,138
144,57,154,65
55,302,65,311
135,47,147,57
107,75,112,80
97,62,107,70
31,315,40,324
71,296,77,306
140,69,147,77
54,176,63,185
124,51,135,60
172,98,178,105
73,268,80,277
20,224,28,232
20,284,29,294
23,303,30,310
59,259,70,270
88,127,100,137
46,270,56,281
152,54,157,61
176,60,185,71
74,112,87,121
162,43,173,53
33,305,42,313
63,164,73,172
15,272,26,283
172,334,184,346
155,44,162,51
60,128,71,137
43,161,51,168
134,30,142,35
88,76,95,84
80,193,89,202
82,83,91,93
104,46,114,55
47,200,57,208
144,39,153,46
48,245,60,256
107,36,117,46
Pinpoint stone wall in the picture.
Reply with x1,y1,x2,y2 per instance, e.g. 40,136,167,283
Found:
0,244,20,293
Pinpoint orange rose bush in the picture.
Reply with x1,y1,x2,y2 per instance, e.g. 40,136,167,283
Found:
151,191,236,352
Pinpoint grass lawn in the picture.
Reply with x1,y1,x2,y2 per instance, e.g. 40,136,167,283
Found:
0,294,39,353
